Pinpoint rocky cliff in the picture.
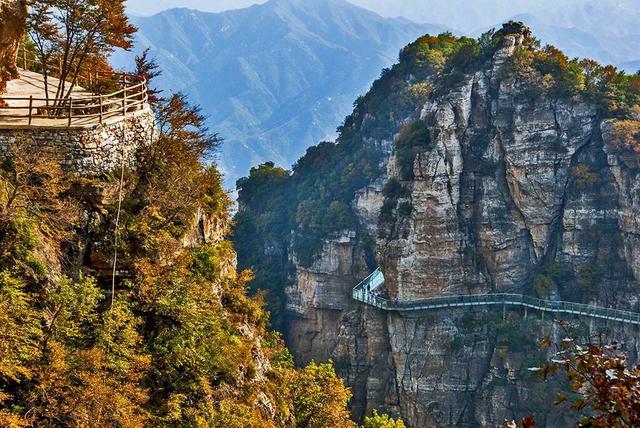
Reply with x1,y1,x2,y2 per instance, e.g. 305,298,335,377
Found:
235,22,640,427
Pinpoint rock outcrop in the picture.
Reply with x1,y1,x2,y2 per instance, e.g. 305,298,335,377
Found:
278,23,640,426
0,0,28,94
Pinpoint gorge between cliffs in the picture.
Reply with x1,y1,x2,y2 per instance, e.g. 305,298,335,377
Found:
234,22,640,427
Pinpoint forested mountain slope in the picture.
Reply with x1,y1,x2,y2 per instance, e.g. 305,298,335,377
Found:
112,0,444,186
0,90,380,427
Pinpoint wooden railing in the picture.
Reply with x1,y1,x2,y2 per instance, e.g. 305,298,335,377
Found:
0,47,148,127
0,74,148,126
17,45,111,91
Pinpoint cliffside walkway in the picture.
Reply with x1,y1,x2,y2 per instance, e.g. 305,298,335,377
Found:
353,268,640,325
0,69,148,129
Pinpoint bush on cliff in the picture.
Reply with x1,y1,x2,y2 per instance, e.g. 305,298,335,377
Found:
363,410,406,428
507,45,640,118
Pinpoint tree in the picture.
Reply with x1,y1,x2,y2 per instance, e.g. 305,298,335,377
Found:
0,137,149,426
608,120,640,156
362,410,406,428
290,362,355,428
27,0,136,104
509,335,640,427
542,337,640,427
134,48,163,110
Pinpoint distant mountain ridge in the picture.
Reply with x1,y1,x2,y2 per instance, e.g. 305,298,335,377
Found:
112,0,640,188
348,0,640,72
112,0,445,187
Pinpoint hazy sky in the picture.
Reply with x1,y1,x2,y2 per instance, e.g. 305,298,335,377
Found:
126,0,265,16
125,0,588,32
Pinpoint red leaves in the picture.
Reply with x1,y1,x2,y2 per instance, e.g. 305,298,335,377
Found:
513,334,640,427
504,416,535,428
545,337,640,427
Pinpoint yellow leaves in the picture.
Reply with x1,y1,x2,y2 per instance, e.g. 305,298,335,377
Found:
363,409,406,428
572,165,600,189
409,82,432,106
208,398,279,428
30,341,149,427
608,119,640,155
0,389,30,428
164,393,188,423
291,361,356,428
0,272,41,385
0,406,29,428
539,338,552,349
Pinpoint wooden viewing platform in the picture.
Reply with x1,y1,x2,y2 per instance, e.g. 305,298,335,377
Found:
353,268,640,326
0,68,148,129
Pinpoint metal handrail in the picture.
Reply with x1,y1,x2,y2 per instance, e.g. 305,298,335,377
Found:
353,268,640,325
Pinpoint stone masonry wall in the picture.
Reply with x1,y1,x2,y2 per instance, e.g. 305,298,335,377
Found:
0,107,156,174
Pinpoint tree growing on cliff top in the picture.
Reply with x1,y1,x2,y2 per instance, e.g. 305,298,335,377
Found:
27,0,136,103
134,48,163,110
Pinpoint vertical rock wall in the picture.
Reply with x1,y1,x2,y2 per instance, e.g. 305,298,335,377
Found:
283,25,640,427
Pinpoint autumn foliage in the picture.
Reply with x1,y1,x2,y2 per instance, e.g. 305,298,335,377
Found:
26,0,136,101
508,335,640,428
541,337,640,427
0,87,369,428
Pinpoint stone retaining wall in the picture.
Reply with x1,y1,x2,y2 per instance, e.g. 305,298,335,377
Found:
0,107,155,174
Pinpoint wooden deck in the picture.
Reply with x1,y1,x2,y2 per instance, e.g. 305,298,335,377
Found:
0,69,148,129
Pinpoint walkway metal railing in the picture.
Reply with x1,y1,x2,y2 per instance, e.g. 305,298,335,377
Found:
353,268,640,325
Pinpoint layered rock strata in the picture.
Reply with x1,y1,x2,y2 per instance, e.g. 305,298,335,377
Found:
283,24,640,426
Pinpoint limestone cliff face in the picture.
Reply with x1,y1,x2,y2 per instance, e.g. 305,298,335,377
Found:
282,24,640,426
380,39,635,306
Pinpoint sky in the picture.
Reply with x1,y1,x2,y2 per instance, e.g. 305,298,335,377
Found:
126,0,265,16
124,0,586,32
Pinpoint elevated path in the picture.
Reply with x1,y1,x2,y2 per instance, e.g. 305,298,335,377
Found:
0,69,147,129
353,268,640,325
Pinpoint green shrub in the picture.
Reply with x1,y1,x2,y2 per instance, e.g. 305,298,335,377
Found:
382,177,407,199
410,82,432,106
577,264,604,291
398,202,413,216
395,120,430,180
363,410,406,428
